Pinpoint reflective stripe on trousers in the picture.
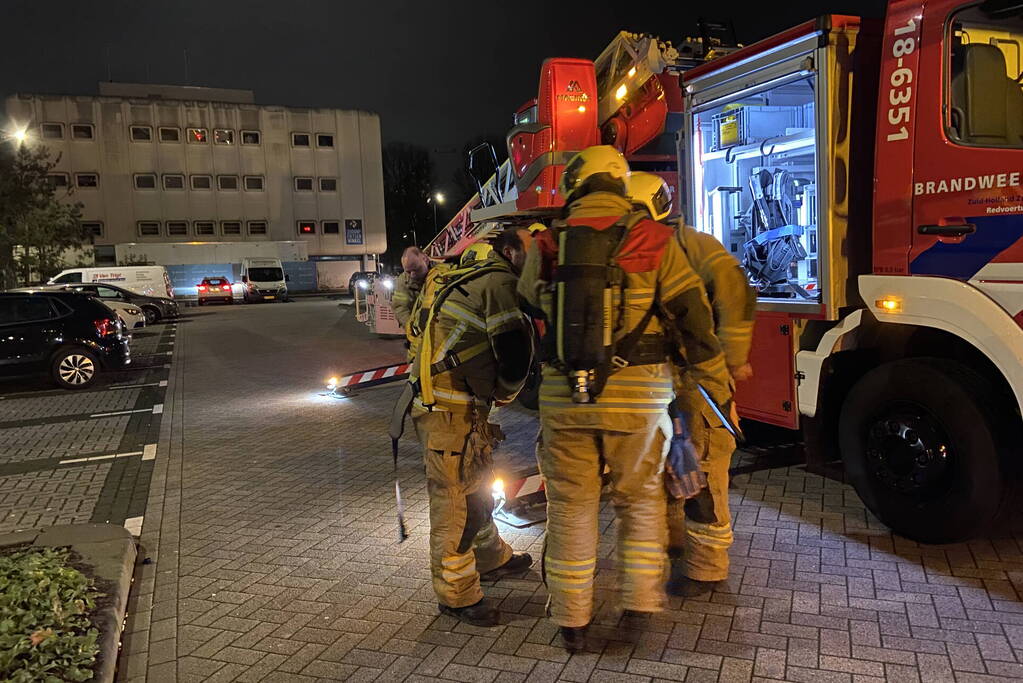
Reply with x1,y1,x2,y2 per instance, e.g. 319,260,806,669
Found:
667,408,735,582
538,409,671,627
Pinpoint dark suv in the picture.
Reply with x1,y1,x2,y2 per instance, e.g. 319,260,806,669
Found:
0,291,131,390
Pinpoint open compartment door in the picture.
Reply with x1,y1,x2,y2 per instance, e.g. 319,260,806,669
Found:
735,312,798,429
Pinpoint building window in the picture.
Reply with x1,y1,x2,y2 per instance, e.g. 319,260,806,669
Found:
214,129,234,145
323,221,340,234
187,127,208,143
75,173,99,188
159,127,180,142
221,221,242,236
134,173,157,190
194,221,215,236
138,221,161,236
163,174,185,190
130,125,153,141
47,173,70,188
292,132,310,147
217,175,239,190
71,124,94,140
248,221,268,235
294,177,314,191
81,222,103,238
190,175,212,190
241,130,261,145
297,221,316,235
166,221,189,236
316,133,335,148
40,123,64,139
319,177,337,192
244,175,264,191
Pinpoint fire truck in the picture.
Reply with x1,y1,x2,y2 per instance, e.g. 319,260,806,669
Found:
408,0,1023,543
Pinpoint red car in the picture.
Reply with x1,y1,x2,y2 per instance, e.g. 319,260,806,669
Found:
197,277,234,305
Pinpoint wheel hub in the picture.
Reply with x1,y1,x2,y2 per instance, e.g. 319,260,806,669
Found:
59,354,95,385
866,406,951,498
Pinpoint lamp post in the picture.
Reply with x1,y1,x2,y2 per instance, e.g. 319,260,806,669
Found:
428,191,445,234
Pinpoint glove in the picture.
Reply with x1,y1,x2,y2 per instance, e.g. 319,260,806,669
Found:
664,432,708,500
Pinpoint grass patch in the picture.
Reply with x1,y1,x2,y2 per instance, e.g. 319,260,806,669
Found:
0,546,102,682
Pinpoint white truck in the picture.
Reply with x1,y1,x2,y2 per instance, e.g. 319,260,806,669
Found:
240,258,288,303
49,266,174,299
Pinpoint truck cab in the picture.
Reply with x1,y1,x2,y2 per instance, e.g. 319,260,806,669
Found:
683,1,1023,542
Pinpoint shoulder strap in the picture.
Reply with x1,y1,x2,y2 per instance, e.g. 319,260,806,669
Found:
418,262,509,407
611,214,665,367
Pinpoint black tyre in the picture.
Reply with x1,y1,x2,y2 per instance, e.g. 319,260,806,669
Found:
142,306,160,324
51,348,99,390
839,358,1008,543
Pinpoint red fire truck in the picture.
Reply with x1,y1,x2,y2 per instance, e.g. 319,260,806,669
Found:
421,0,1023,543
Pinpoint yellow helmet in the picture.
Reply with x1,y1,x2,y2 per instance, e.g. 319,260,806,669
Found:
460,241,493,265
627,171,673,221
559,145,630,201
527,222,547,234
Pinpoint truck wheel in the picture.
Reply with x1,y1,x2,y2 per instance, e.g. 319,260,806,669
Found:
52,348,99,390
839,358,1008,543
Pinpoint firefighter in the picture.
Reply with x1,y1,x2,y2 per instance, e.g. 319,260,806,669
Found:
517,147,731,650
392,246,431,328
628,171,755,597
411,226,536,627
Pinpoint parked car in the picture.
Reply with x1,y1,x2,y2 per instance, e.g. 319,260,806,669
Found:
60,283,178,325
10,286,146,331
0,290,130,389
197,277,234,306
49,265,175,299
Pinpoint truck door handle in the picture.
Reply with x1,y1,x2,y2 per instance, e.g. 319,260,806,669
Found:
917,223,975,237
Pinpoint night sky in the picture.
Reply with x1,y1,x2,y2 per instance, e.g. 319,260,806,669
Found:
1,0,886,185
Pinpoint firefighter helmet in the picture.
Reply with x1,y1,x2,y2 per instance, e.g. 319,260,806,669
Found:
460,241,493,265
559,145,630,201
627,171,673,221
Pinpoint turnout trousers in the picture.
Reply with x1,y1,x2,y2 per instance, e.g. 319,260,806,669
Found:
667,406,735,582
537,410,672,628
414,409,513,608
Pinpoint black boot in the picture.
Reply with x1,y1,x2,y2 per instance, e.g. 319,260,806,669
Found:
480,553,533,581
667,577,720,598
438,599,500,627
560,625,588,653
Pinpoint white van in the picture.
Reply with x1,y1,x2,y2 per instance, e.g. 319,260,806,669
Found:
240,258,288,302
49,266,174,299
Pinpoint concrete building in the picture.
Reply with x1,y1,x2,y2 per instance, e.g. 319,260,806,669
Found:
4,83,386,290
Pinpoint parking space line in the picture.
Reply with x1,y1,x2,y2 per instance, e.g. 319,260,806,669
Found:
89,408,155,418
62,450,143,465
142,444,157,461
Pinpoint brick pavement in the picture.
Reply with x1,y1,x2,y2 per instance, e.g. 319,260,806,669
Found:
0,322,175,533
119,302,1023,682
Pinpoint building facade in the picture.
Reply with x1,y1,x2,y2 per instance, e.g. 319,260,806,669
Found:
4,84,386,289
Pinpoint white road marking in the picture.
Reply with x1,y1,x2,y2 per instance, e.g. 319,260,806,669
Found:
123,516,144,536
107,382,161,390
90,408,154,418
142,444,157,461
159,380,168,387
61,450,143,464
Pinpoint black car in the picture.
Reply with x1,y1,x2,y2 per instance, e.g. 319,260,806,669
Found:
62,282,178,324
0,291,131,389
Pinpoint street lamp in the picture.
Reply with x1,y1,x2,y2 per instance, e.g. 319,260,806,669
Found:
4,126,28,146
429,191,446,234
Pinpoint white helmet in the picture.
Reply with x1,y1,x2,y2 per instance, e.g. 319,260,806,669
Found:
627,171,673,221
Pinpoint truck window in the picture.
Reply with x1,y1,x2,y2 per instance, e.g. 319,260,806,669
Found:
53,272,83,284
949,5,1023,148
690,74,820,302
